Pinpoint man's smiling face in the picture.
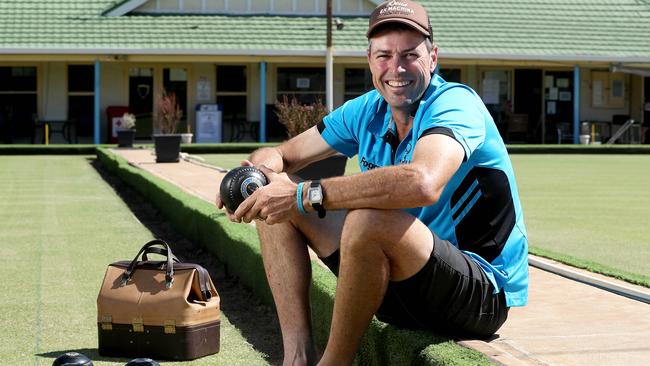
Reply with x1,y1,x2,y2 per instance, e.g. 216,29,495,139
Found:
367,28,437,113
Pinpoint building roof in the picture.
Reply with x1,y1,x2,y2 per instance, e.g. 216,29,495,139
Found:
1,0,649,63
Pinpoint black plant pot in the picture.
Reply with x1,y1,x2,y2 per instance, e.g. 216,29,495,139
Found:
117,129,136,148
295,155,347,180
153,134,182,163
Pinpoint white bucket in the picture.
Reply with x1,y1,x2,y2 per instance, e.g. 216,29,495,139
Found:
579,134,591,145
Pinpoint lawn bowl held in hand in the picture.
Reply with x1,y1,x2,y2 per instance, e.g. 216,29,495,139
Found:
52,352,93,366
220,166,268,212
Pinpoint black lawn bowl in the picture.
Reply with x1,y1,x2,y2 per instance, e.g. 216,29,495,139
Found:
220,166,268,213
52,352,93,366
125,358,160,366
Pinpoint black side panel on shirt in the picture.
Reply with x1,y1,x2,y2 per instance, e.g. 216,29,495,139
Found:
317,121,326,133
421,126,455,140
450,167,516,262
420,126,467,162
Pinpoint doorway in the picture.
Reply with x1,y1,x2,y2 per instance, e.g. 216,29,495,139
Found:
163,67,188,133
129,67,154,138
543,70,574,144
514,69,543,143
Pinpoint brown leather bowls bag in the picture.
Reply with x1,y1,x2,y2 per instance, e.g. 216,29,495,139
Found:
97,239,220,360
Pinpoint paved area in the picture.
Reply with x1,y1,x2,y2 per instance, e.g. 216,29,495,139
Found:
111,148,650,366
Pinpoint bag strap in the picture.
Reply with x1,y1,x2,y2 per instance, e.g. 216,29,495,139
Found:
196,265,213,301
142,246,180,263
120,239,175,289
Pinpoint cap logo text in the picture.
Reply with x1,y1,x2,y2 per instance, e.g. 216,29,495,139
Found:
380,1,414,16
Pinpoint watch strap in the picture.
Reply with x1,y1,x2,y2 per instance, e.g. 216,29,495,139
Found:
310,180,326,219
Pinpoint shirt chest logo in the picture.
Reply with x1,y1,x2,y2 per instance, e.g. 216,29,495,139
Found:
360,156,380,170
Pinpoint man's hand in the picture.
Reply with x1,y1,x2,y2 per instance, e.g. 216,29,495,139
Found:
232,165,300,225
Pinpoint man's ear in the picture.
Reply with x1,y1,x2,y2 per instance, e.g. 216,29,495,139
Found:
429,45,438,74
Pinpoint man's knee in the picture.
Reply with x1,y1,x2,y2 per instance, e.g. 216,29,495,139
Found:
340,208,393,251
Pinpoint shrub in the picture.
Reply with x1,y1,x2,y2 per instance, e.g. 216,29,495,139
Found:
274,96,328,139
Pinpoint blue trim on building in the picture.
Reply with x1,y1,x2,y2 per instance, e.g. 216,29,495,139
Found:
94,60,101,144
260,62,267,143
573,65,580,144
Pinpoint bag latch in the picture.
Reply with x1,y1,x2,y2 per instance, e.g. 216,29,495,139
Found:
132,317,144,333
164,320,176,334
101,315,113,331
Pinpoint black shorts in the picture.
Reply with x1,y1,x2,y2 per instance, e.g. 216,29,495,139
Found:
319,233,509,339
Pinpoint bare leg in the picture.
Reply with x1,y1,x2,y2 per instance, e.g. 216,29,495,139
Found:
257,211,346,366
318,209,433,366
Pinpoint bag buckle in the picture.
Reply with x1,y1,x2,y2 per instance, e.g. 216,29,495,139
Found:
132,317,144,333
164,320,176,334
101,315,113,331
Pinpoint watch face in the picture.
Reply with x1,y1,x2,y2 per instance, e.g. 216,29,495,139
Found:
308,189,322,202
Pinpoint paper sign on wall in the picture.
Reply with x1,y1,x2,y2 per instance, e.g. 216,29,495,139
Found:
197,77,211,101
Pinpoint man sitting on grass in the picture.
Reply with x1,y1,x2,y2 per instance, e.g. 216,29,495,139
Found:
216,1,528,364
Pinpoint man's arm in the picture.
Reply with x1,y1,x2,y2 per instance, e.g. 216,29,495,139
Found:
313,133,464,211
217,126,338,215
232,132,463,223
249,126,339,174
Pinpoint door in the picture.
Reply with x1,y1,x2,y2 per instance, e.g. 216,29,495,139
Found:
0,67,37,143
129,67,154,138
514,69,543,143
543,70,574,143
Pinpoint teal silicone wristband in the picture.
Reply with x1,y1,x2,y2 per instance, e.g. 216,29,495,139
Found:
296,182,307,215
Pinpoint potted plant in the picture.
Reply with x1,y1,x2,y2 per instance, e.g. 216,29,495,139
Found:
116,112,137,148
274,96,347,179
153,90,183,163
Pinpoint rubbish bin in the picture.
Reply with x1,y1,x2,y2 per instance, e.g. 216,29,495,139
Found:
106,106,130,144
195,104,222,143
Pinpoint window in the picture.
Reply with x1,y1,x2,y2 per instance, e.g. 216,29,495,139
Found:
439,68,461,83
68,65,95,137
0,67,37,141
277,67,325,104
216,65,247,123
344,68,373,101
480,70,512,125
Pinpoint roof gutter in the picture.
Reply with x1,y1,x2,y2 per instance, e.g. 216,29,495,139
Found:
611,63,650,77
1,48,650,64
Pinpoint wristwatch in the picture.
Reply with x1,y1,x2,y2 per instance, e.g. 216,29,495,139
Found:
307,180,326,219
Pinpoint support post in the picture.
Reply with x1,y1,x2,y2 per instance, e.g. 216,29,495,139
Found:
326,0,333,112
260,61,267,143
573,65,580,144
94,60,101,145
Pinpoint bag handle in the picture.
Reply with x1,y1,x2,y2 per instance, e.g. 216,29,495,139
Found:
120,239,175,289
142,246,180,263
140,247,213,300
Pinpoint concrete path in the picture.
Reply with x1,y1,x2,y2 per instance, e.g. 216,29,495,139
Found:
110,148,650,366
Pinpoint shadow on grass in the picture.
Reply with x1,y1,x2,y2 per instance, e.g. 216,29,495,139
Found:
86,157,282,365
36,348,130,363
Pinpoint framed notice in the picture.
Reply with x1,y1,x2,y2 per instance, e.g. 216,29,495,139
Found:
559,91,571,101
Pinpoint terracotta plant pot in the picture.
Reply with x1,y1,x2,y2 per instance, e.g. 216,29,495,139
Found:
153,134,182,163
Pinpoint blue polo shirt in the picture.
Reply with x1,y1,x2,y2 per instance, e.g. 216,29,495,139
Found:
319,74,528,307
